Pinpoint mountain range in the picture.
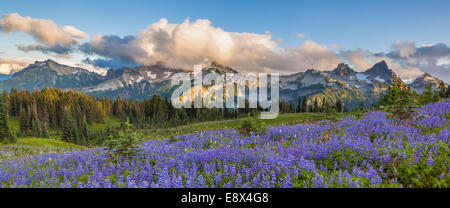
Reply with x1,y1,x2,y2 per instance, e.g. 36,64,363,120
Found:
0,59,447,109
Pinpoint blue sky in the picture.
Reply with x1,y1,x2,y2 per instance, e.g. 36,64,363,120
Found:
2,0,450,50
0,0,449,81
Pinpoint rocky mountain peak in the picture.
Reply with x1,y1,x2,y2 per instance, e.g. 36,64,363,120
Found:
421,73,434,80
408,72,447,93
412,73,441,84
206,61,237,74
374,60,387,68
332,63,355,77
365,61,391,75
364,60,398,83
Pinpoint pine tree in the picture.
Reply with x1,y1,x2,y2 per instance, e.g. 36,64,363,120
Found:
301,96,307,113
0,94,15,143
336,99,342,113
420,83,436,105
296,96,302,113
31,118,41,137
81,115,88,138
62,108,75,143
42,125,50,138
313,97,319,113
438,82,446,99
446,86,450,98
322,97,327,112
19,107,29,137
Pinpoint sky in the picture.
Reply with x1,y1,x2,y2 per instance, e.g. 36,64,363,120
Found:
0,0,449,82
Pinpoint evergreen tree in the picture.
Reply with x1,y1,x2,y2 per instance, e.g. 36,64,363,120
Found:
321,97,327,112
18,107,29,137
42,125,50,138
31,118,41,137
438,82,446,99
335,99,342,113
0,95,15,143
296,96,302,113
313,97,319,113
301,96,307,113
419,83,436,105
446,86,450,98
61,108,76,143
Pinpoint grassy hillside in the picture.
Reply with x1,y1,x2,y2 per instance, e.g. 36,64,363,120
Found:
136,113,341,140
87,116,122,131
1,113,340,159
0,138,85,160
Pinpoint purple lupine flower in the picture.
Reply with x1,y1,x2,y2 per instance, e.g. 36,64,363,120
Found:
427,154,434,167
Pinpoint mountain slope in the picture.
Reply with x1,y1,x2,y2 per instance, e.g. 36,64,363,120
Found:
0,60,106,90
407,73,448,93
279,61,399,109
0,60,447,110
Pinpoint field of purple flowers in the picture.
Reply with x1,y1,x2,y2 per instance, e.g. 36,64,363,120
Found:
0,100,449,188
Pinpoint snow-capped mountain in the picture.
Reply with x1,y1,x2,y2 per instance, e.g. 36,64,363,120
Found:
278,61,399,109
0,59,106,90
0,59,446,109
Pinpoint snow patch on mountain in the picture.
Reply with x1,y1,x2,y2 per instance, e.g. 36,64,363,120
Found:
164,72,173,79
356,74,371,84
373,77,385,82
147,71,157,79
136,76,144,83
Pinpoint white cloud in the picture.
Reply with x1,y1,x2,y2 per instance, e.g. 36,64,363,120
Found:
81,18,340,73
0,57,35,74
296,33,306,39
51,58,108,75
341,49,372,71
392,40,417,64
0,13,88,47
342,48,424,80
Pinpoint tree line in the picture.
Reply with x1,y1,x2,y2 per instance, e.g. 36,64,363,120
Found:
278,96,348,114
0,88,258,145
0,82,448,145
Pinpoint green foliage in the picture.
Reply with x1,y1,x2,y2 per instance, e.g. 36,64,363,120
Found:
335,99,343,113
378,82,418,120
238,113,267,136
0,137,85,160
387,142,449,188
0,94,15,143
61,108,78,144
419,83,440,105
446,86,450,98
437,82,447,99
104,118,139,160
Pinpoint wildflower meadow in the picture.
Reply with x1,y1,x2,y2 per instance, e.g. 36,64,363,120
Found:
0,100,449,188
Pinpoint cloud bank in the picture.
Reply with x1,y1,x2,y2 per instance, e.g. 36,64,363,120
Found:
80,18,340,73
0,14,449,83
0,13,88,57
342,41,450,82
0,57,34,74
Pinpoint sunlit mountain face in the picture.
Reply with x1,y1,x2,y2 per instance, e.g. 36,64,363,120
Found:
1,59,445,111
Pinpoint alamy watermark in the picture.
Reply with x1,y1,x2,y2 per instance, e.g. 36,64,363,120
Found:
170,65,279,119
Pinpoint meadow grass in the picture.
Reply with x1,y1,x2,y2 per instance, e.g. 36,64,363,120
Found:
1,113,339,158
87,116,122,131
0,137,85,160
7,117,19,132
13,137,85,149
136,113,341,140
